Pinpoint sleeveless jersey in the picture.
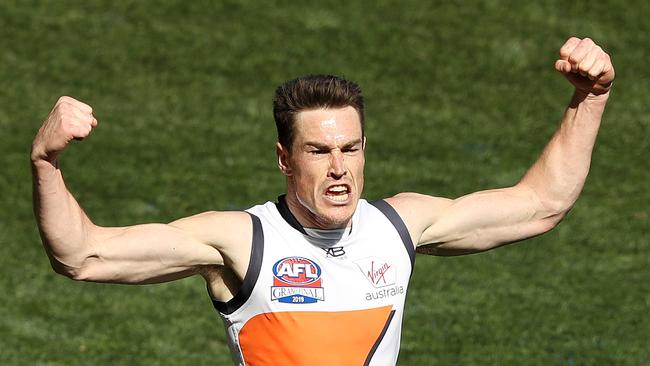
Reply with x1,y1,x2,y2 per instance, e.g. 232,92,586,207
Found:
210,196,415,366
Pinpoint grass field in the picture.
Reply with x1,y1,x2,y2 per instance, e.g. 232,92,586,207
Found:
1,1,648,365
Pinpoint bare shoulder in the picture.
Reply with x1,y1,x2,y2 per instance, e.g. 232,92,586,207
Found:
385,192,452,212
169,210,253,253
383,192,453,246
170,210,254,281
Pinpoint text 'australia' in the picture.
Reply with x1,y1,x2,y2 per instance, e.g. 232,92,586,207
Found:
366,285,404,301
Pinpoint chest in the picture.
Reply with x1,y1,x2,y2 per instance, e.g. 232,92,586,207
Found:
251,223,412,311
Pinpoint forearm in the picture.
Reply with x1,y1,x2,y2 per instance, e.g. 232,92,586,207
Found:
30,96,222,283
519,90,609,214
32,157,94,274
406,38,614,255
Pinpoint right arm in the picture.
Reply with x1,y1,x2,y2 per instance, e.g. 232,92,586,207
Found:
31,97,249,284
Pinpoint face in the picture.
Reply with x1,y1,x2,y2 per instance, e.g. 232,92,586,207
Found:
277,106,365,229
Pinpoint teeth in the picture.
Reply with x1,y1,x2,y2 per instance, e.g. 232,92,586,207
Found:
325,185,350,202
328,185,348,193
328,193,349,201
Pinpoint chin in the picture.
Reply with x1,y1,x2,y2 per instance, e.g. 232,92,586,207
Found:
316,203,357,228
294,192,358,229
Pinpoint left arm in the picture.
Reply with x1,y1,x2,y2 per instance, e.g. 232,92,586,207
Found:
388,37,615,255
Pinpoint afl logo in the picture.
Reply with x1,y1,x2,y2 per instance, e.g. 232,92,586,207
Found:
271,257,325,304
273,257,321,285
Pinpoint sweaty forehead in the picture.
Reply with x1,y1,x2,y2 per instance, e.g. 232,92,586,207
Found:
294,107,362,144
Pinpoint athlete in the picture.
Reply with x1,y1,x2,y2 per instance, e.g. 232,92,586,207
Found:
32,37,614,365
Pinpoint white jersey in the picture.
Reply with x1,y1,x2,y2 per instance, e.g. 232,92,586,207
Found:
210,196,415,366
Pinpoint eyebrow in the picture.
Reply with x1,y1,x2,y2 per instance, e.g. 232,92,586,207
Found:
304,139,363,149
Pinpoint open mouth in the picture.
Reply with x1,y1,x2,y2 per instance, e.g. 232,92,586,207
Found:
325,184,351,202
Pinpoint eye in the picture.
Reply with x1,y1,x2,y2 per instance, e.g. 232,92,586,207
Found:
343,147,359,154
310,149,328,155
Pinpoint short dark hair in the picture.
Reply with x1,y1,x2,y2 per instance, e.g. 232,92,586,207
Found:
272,74,365,150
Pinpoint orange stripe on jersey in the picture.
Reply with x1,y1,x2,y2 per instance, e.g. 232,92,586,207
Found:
238,306,394,365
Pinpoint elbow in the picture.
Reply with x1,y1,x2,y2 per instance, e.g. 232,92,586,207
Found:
42,235,102,281
541,215,563,233
48,256,97,282
532,210,569,237
537,201,572,233
539,198,573,220
49,260,83,281
517,182,574,222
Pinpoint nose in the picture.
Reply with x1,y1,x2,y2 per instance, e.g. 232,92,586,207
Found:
328,150,347,179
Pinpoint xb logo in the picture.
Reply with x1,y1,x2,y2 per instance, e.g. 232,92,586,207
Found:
323,246,346,258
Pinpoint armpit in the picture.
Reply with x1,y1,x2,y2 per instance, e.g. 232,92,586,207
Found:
200,264,241,303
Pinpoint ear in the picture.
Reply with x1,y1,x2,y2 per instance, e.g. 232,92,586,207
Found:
362,136,367,150
276,142,292,176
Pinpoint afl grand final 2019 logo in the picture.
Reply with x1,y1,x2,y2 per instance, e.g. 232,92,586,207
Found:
271,257,325,304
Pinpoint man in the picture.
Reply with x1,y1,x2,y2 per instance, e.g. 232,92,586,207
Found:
32,37,614,365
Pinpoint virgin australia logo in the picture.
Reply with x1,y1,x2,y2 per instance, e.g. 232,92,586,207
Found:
354,257,396,288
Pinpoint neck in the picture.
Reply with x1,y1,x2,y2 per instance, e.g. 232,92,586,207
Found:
281,192,352,230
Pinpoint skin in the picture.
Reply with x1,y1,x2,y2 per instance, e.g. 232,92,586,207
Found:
277,106,365,229
32,37,614,304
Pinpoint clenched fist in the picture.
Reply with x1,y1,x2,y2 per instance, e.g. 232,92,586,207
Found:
31,96,98,163
555,37,615,96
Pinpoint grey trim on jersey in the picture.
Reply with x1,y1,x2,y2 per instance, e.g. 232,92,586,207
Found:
277,194,415,271
276,195,354,253
369,199,416,271
364,310,397,366
303,226,351,241
275,194,308,235
211,212,264,315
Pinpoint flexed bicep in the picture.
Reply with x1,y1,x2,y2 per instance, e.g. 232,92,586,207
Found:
385,187,561,256
422,186,561,255
69,211,252,284
78,223,223,283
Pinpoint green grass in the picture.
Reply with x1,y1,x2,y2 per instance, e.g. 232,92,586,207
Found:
1,0,648,365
